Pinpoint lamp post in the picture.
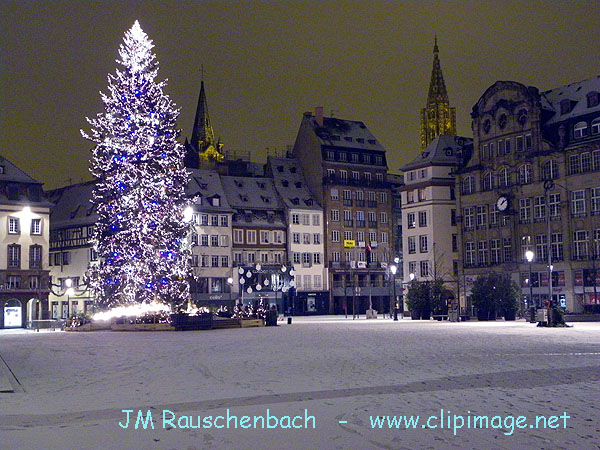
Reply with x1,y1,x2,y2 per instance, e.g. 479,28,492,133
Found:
390,264,398,321
227,277,234,311
525,250,535,323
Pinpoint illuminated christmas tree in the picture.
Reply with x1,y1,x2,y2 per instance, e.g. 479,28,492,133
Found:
82,21,192,309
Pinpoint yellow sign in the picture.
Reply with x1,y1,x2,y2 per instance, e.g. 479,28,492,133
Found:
343,240,356,248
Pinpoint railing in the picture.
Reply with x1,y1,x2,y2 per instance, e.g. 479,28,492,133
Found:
343,199,353,206
322,176,390,189
368,221,378,228
344,220,353,227
356,220,365,228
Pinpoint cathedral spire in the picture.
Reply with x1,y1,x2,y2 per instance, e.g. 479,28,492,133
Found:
420,37,456,150
185,78,224,169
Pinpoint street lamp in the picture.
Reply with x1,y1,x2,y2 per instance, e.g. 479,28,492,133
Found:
390,264,398,321
525,250,535,322
227,277,234,310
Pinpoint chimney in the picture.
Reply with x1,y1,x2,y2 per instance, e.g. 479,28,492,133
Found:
315,106,324,127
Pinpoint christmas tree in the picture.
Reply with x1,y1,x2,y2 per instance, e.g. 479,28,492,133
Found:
82,21,192,309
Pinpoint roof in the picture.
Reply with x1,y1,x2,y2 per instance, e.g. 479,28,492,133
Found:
401,135,472,172
0,156,42,184
304,114,386,152
186,169,234,213
541,75,600,125
47,181,97,228
221,176,284,211
266,156,322,211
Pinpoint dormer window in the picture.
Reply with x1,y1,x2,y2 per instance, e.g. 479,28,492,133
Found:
7,184,19,200
591,118,600,135
261,196,271,203
257,182,266,189
282,180,289,187
367,139,376,145
351,153,359,162
344,136,352,142
326,151,335,160
518,108,528,125
587,91,599,108
331,135,341,141
277,166,284,172
560,99,572,115
0,165,5,174
338,152,347,162
290,167,297,174
291,198,299,205
304,199,313,206
356,138,364,143
574,121,588,139
240,194,249,202
211,197,220,207
234,180,243,188
295,182,302,188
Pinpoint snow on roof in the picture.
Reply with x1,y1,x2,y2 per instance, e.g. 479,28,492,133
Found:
304,114,386,152
401,135,472,172
186,169,234,212
541,75,600,124
267,156,322,211
0,155,42,185
221,175,284,211
48,181,97,228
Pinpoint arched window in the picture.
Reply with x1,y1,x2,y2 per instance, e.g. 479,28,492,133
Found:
574,121,588,139
497,167,510,187
462,176,475,195
541,159,559,180
518,164,532,185
482,172,494,191
591,118,600,135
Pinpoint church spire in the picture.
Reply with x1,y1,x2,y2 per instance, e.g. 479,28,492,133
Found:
185,78,224,169
420,37,456,150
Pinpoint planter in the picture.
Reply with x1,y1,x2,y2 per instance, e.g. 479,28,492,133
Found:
111,322,175,331
240,318,264,328
170,313,213,331
410,309,421,320
503,309,517,321
420,310,431,320
476,309,497,321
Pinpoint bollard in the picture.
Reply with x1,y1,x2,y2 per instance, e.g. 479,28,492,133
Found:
393,309,398,321
287,317,292,325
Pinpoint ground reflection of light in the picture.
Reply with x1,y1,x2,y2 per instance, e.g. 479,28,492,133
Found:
92,302,171,321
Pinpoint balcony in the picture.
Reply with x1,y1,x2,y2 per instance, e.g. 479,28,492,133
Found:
343,199,353,206
356,200,365,207
356,220,365,228
367,201,377,208
344,220,354,227
368,221,378,228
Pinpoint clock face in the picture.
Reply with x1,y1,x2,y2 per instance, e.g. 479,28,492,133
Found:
497,196,508,211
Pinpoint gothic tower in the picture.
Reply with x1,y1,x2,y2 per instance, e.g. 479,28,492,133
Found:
184,80,224,169
420,37,456,150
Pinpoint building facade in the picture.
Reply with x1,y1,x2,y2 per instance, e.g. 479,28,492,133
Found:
400,135,472,308
292,109,395,315
456,77,600,313
46,181,97,319
187,169,236,307
266,156,329,314
0,157,52,328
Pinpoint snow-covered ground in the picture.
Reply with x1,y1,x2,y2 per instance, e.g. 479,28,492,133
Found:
1,317,599,449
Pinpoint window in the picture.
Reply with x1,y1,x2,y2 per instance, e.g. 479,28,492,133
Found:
379,212,388,224
380,232,388,243
356,231,364,243
503,238,512,262
368,211,376,225
7,276,20,289
199,234,208,247
246,230,256,244
200,214,208,225
478,241,488,266
211,197,220,207
314,275,322,289
519,198,531,224
482,144,489,160
62,252,70,265
340,170,347,182
418,189,426,201
497,168,510,187
452,234,458,252
313,233,321,245
574,121,588,139
304,233,311,244
312,214,320,226
30,218,42,235
541,160,559,180
551,233,563,261
549,193,561,218
525,133,532,151
420,260,429,278
451,209,457,226
302,253,312,266
332,252,340,262
419,235,428,253
292,232,300,244
490,239,501,264
407,213,416,229
219,235,229,247
463,207,474,230
592,118,600,135
8,217,20,234
210,256,219,267
465,242,475,266
535,234,548,262
573,230,588,259
379,192,387,203
332,230,340,242
29,276,39,290
330,188,339,200
221,256,229,267
592,188,600,215
571,190,586,216
29,245,42,269
462,176,475,195
518,164,532,184
521,235,532,261
89,248,98,261
331,210,339,221
498,139,505,155
489,208,498,227
259,231,269,244
418,211,426,227
368,231,377,243
516,135,524,152
569,154,581,174
210,215,219,226
8,244,20,268
313,253,321,264
476,206,487,228
301,214,310,225
533,196,546,222
504,137,511,154
234,229,244,243
408,236,416,254
292,214,300,225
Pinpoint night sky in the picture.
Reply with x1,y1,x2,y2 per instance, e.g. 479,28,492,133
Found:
1,1,598,189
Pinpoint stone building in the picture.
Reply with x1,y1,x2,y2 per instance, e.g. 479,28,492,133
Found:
0,156,52,328
456,77,600,313
292,109,394,315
